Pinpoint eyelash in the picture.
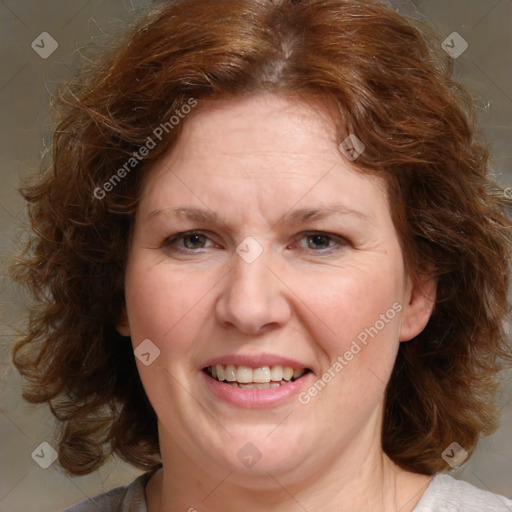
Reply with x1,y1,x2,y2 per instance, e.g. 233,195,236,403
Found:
292,231,349,252
162,230,348,254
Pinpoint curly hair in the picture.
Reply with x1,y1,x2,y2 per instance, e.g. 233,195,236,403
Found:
11,0,512,476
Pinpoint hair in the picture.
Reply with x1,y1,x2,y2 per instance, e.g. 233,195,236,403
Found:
11,0,512,476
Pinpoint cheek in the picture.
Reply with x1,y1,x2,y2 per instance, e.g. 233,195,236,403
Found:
123,257,216,347
298,260,403,334
293,257,405,379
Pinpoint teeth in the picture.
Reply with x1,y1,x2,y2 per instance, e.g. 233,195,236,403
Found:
216,364,225,381
293,368,304,379
240,382,269,389
225,381,283,389
236,365,253,383
207,364,307,384
225,365,237,382
271,365,283,381
253,366,271,383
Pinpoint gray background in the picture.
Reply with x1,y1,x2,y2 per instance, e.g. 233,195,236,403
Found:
0,1,511,510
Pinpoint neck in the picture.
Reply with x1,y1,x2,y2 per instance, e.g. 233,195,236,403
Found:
146,423,432,512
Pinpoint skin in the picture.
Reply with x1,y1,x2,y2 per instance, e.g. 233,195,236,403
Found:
118,92,437,512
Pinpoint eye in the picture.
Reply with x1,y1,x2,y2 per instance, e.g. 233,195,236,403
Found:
163,231,215,252
182,233,207,249
305,233,332,250
291,231,348,252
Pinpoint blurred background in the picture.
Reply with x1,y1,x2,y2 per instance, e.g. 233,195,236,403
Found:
0,1,511,510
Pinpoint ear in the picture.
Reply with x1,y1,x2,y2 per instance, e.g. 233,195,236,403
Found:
116,305,131,337
399,273,437,342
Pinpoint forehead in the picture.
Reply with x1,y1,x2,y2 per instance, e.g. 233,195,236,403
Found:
137,92,389,224
168,93,339,177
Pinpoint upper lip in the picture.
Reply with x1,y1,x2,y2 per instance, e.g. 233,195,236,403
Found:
201,354,310,370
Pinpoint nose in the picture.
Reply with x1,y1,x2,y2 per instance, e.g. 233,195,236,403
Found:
215,249,291,334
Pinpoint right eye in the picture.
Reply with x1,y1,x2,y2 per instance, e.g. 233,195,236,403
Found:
162,231,216,252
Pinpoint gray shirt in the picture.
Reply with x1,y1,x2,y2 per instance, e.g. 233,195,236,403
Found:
63,471,512,511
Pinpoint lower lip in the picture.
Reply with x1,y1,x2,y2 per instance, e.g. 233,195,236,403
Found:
201,371,314,408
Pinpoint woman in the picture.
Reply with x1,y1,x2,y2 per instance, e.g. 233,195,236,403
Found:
11,0,512,510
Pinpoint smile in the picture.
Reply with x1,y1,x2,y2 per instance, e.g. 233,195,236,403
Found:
204,364,310,389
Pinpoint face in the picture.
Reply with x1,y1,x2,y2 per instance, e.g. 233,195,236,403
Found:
119,92,434,485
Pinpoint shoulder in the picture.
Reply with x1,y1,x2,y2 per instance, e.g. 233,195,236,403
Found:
62,470,155,512
413,474,512,512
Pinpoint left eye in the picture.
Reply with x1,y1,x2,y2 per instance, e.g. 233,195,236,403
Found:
293,232,346,252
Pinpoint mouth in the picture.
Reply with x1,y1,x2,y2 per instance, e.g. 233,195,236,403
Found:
203,364,312,389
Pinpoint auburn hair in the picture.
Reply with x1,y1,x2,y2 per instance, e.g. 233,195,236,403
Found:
11,0,512,476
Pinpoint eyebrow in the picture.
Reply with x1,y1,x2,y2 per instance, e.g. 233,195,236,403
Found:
146,206,220,223
279,205,370,225
145,204,370,226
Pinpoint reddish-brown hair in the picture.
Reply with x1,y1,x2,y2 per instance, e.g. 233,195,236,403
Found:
11,0,512,476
